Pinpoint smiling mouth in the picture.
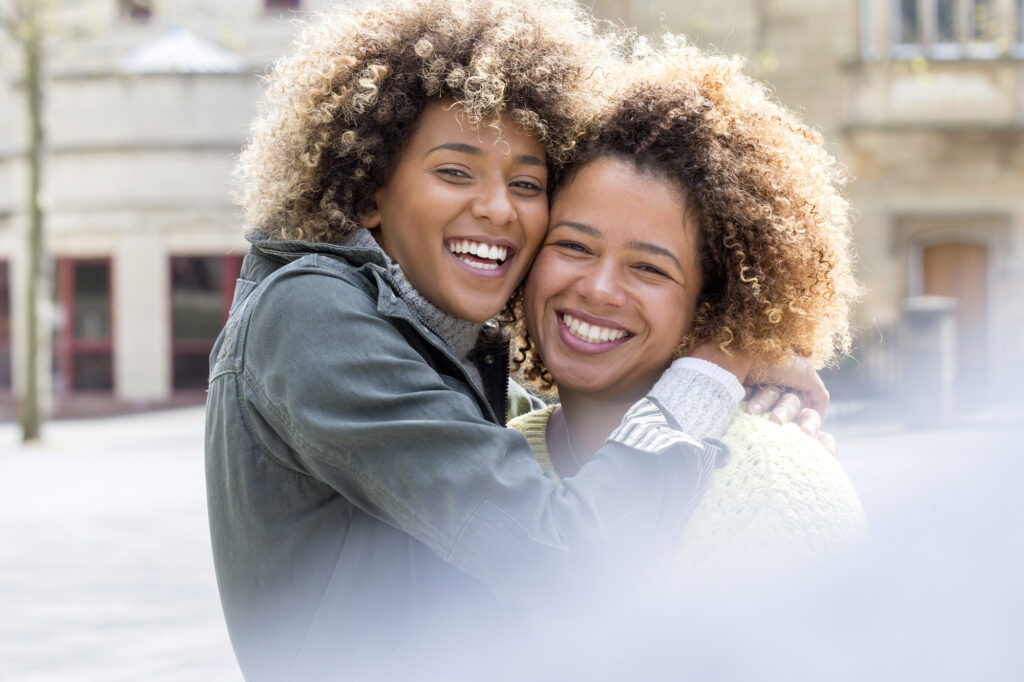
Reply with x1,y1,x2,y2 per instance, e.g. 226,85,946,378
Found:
561,313,630,345
446,239,510,272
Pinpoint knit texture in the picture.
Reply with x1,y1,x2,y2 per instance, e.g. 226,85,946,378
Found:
648,360,740,442
508,406,868,570
508,404,558,473
674,409,869,575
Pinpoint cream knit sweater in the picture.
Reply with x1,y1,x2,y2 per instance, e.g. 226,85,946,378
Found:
508,406,869,574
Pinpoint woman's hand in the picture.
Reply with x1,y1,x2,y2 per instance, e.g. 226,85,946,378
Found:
745,356,836,455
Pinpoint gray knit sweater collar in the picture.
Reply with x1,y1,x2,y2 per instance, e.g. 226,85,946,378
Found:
340,228,485,363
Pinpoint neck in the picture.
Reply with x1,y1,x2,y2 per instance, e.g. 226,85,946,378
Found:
554,388,638,468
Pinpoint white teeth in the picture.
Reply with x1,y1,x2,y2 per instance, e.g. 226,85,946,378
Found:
447,240,509,264
561,313,628,344
463,260,498,271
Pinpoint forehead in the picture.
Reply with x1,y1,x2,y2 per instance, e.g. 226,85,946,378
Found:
407,101,546,158
551,157,699,254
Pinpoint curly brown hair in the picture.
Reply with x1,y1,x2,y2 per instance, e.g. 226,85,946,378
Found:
234,0,624,241
513,39,862,392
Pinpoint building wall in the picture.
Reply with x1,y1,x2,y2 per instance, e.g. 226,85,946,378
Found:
2,0,1022,413
0,1,331,410
594,0,1024,400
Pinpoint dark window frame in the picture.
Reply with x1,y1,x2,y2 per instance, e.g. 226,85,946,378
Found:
169,255,242,391
54,257,115,394
0,260,11,391
119,0,153,22
265,0,301,11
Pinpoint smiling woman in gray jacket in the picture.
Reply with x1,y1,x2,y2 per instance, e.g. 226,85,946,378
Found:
204,1,816,679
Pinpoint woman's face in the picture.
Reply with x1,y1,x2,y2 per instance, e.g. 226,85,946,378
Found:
524,156,703,402
364,101,549,322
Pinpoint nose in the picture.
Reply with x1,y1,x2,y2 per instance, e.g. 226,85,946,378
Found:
576,258,627,308
470,181,517,226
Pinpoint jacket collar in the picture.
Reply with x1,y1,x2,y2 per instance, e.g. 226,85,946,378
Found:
246,237,387,268
240,236,505,424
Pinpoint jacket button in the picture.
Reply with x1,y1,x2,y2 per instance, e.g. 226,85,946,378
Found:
483,355,495,365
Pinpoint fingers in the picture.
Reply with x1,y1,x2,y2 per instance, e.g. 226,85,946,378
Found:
817,431,837,456
748,355,830,418
769,391,803,425
796,407,822,437
803,373,830,419
746,384,782,416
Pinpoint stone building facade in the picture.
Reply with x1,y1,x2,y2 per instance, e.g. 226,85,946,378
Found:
0,0,330,414
598,0,1024,408
1,0,1021,416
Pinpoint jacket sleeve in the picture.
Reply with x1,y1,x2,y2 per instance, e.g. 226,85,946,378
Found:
240,268,737,606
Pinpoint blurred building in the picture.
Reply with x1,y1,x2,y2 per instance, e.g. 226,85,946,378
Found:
593,0,1024,411
1,0,1022,417
0,0,327,415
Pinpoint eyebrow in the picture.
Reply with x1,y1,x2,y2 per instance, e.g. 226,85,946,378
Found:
425,143,546,167
626,239,684,272
552,221,685,272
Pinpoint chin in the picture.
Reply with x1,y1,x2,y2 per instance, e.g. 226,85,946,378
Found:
452,301,506,323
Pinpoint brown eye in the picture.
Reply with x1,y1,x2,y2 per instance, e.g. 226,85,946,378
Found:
636,264,669,278
435,168,470,180
554,241,588,253
510,180,544,193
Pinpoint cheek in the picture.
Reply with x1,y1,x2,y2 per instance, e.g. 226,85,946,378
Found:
653,294,695,346
521,206,550,252
523,255,560,325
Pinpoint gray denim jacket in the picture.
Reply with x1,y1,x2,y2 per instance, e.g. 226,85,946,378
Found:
205,239,734,680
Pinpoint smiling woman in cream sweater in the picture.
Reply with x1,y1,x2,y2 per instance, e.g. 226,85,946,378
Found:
508,41,868,573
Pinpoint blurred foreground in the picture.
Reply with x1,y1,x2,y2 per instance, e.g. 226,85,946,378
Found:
1,405,1021,681
0,407,241,682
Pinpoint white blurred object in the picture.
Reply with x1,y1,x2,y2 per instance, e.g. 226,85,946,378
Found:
121,26,244,75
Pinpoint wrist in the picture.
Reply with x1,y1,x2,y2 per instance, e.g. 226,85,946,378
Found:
687,343,752,384
669,357,745,403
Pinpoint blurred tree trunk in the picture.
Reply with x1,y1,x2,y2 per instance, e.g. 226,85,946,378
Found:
21,2,43,442
3,0,46,441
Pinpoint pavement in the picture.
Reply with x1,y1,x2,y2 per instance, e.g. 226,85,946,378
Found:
0,407,241,682
1,405,1022,681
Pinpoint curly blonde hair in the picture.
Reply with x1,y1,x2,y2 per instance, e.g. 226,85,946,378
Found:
514,40,862,391
234,0,623,241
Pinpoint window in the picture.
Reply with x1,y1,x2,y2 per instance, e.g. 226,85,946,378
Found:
265,0,301,10
1013,0,1024,56
935,0,957,44
170,256,241,390
885,0,1019,58
54,258,114,392
970,0,998,41
119,0,152,22
895,0,921,49
0,261,10,390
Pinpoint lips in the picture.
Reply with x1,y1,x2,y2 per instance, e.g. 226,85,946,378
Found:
554,311,633,355
446,238,511,272
561,312,630,344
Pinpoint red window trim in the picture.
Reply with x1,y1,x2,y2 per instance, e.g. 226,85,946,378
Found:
55,257,115,394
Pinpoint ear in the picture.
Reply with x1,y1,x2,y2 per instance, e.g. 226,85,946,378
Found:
359,188,384,229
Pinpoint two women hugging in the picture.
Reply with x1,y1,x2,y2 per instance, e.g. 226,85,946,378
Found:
205,0,865,678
